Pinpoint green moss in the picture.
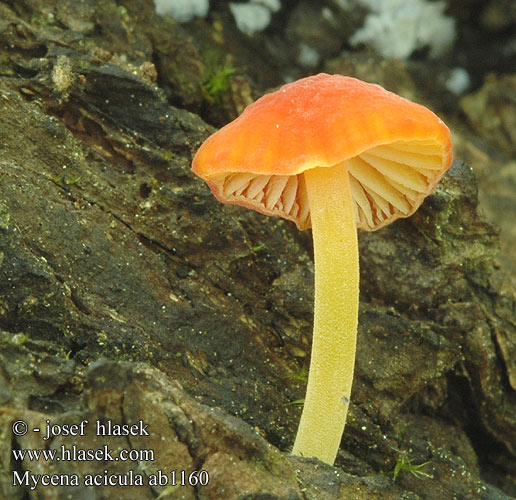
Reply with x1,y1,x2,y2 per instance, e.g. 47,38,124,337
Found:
65,176,80,185
0,299,8,316
12,333,29,345
51,175,80,187
290,366,308,383
0,202,10,229
283,398,305,407
162,150,174,162
30,12,58,28
251,243,266,253
393,452,433,482
202,65,236,103
156,484,180,499
200,45,237,103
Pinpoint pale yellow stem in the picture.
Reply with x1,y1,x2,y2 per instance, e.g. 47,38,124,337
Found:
291,163,359,465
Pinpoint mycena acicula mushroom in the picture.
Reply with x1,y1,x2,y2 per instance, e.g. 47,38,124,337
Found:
192,73,453,465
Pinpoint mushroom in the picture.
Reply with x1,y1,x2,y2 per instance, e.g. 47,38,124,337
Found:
192,73,453,465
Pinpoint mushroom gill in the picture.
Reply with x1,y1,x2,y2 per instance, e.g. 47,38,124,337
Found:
211,139,444,232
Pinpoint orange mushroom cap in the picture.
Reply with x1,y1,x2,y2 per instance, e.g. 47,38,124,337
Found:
193,73,453,231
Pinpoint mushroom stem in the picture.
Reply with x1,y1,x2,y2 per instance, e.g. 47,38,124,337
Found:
292,163,359,465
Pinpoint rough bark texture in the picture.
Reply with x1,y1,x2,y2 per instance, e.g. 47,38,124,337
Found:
1,1,515,499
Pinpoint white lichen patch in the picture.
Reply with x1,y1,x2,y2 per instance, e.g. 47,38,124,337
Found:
297,43,320,68
230,0,281,35
154,0,209,22
52,55,74,94
445,67,470,95
350,0,455,60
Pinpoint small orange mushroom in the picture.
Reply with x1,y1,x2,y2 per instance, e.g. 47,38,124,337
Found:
192,73,452,465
